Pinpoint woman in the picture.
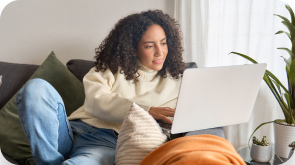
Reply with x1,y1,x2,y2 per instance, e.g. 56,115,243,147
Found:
16,10,186,165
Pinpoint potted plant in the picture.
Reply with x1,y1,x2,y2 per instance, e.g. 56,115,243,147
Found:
250,136,272,162
230,4,295,158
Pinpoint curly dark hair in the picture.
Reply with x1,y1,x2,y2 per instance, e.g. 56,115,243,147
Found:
94,10,185,83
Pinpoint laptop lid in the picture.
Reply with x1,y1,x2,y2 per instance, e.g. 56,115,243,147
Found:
171,63,267,134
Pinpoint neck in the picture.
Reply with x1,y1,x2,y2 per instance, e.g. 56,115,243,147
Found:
137,62,159,81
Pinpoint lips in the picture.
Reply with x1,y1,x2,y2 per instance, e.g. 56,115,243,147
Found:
153,59,163,64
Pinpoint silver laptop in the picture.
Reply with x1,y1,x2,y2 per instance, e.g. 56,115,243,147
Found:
171,63,267,134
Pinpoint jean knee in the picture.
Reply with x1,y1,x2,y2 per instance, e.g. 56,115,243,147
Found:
18,78,49,97
17,78,62,113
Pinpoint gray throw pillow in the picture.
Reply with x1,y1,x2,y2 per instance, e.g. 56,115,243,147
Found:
0,62,39,110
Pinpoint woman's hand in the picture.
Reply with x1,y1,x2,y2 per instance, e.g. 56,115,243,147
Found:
148,107,175,124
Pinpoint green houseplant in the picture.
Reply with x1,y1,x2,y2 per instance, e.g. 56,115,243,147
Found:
252,136,270,147
229,4,295,157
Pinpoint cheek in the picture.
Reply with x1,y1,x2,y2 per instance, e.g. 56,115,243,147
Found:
140,50,153,60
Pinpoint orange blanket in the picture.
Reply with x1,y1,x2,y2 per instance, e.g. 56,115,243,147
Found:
140,134,246,165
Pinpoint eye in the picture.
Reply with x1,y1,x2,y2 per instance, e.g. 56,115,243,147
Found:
161,42,167,45
145,46,153,49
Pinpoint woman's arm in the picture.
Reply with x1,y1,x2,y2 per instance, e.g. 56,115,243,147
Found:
83,67,150,123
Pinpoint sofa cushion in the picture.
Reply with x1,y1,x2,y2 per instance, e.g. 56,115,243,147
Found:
66,59,95,82
0,51,85,165
0,62,39,110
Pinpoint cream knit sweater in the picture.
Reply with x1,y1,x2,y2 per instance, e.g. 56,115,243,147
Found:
68,63,181,133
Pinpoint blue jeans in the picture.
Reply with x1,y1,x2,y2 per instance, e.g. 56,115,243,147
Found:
16,78,118,165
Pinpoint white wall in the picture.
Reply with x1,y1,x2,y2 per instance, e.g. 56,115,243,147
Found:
0,0,174,65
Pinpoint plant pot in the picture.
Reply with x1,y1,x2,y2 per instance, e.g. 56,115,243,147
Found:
274,122,295,158
250,144,272,162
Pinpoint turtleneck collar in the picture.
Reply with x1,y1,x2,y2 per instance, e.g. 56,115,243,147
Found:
137,61,159,81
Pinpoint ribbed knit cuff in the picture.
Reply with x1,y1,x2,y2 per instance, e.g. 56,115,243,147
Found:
136,103,151,112
130,99,151,112
113,100,135,122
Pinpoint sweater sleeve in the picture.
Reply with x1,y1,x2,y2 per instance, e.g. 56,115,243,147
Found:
83,67,151,123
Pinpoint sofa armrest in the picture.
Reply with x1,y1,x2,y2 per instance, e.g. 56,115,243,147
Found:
0,62,39,110
185,62,197,69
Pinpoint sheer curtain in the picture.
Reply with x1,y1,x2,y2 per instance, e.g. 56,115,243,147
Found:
174,0,290,149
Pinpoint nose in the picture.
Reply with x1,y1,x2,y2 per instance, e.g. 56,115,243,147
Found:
155,44,163,57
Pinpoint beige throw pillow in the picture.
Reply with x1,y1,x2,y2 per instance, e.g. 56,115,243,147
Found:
115,103,167,165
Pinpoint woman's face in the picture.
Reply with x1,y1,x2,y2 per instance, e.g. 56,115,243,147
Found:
136,24,168,71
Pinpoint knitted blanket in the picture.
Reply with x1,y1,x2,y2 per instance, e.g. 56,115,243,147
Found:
115,103,167,165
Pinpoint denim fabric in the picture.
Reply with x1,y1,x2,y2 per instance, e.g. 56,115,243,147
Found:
16,78,117,165
185,127,225,138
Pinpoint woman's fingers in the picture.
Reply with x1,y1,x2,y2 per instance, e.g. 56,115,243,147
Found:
149,107,175,117
161,116,173,124
148,107,175,123
163,110,175,117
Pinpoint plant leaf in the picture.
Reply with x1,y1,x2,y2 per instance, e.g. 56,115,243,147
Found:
286,63,291,77
276,30,285,34
278,47,295,61
265,75,291,120
286,4,295,27
286,72,295,110
275,31,291,40
248,121,275,149
284,93,294,114
229,52,258,64
291,84,295,110
281,56,291,76
280,95,285,106
266,75,294,124
290,59,295,86
265,70,289,94
272,79,282,94
274,14,291,23
276,31,284,34
292,37,295,60
282,56,292,66
282,21,295,39
284,93,292,110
